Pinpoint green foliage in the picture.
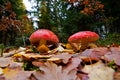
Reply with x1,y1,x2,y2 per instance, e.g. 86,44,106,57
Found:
9,0,26,19
15,37,25,47
58,32,69,43
63,13,94,35
101,0,120,33
0,0,32,47
23,61,39,71
0,43,5,56
96,33,120,46
39,1,51,29
107,60,117,70
0,1,21,45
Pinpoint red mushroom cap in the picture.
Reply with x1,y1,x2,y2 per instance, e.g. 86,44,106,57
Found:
68,31,99,43
29,29,59,46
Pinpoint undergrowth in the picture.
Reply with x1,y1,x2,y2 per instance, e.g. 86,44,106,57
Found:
96,33,120,46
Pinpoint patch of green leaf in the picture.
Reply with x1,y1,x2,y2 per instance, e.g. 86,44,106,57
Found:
107,60,117,70
23,61,39,71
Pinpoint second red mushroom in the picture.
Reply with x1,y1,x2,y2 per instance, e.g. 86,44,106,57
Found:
68,31,99,51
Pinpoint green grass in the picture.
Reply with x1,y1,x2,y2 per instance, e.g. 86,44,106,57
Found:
96,33,120,46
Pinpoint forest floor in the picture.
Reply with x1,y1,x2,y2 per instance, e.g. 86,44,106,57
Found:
0,44,120,80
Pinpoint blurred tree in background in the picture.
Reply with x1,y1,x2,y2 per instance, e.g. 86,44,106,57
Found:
101,0,120,33
0,0,120,46
0,0,34,47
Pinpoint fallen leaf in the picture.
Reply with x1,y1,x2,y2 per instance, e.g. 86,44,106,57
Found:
77,73,89,80
63,56,82,71
47,57,62,63
8,62,23,69
0,57,23,69
33,60,81,80
103,47,120,66
48,44,75,54
114,72,120,80
57,44,65,52
13,53,52,61
0,68,3,75
32,60,44,67
2,68,34,80
80,47,109,61
22,53,51,59
51,52,73,64
3,47,26,57
82,61,115,80
0,57,13,67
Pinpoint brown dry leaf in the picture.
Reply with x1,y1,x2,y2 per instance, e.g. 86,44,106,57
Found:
50,52,73,64
82,61,115,80
8,61,23,69
0,57,12,67
102,47,120,66
22,53,51,59
2,68,34,80
77,73,89,80
32,60,44,67
80,47,109,61
114,72,120,80
47,57,62,63
48,44,75,54
63,56,82,72
3,47,26,57
33,57,81,80
0,57,23,68
13,53,52,61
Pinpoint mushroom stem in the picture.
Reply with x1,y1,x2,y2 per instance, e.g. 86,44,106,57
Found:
68,42,89,52
37,39,49,53
39,39,47,45
80,43,89,50
69,43,81,52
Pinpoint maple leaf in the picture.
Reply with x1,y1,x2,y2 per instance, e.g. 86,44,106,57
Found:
33,56,81,80
82,61,115,80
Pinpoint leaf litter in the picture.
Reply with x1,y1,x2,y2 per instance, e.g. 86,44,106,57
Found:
0,46,120,80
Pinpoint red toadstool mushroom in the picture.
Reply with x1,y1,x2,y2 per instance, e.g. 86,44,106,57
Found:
68,31,99,51
29,29,59,53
